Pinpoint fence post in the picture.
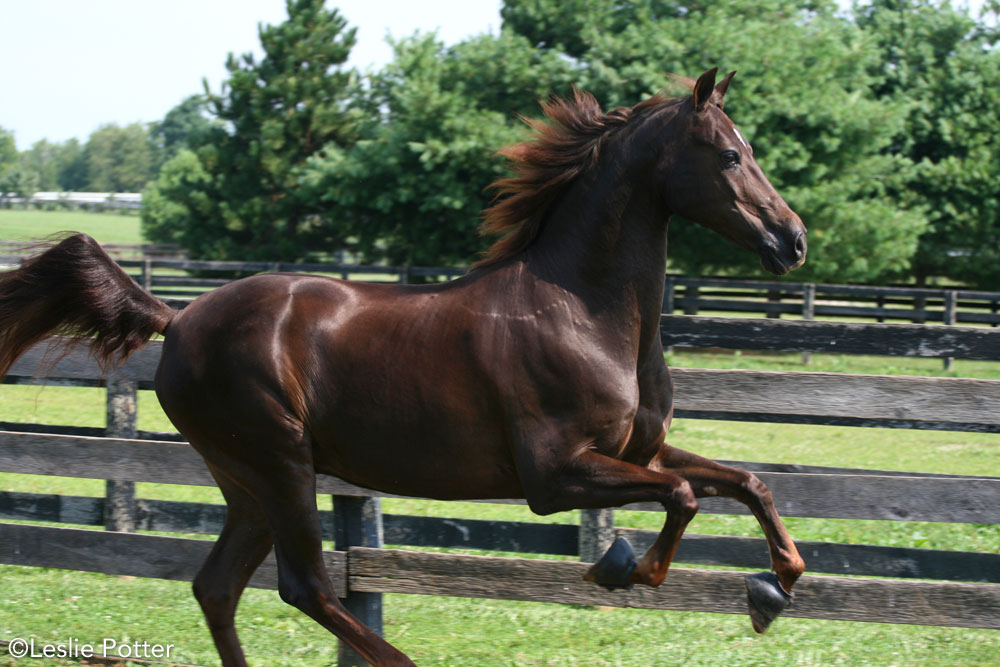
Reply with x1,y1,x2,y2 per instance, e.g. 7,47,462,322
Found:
579,508,616,564
801,283,815,365
141,258,152,292
766,289,782,319
943,290,957,371
912,294,927,324
334,495,384,667
683,284,700,316
399,265,411,284
105,376,137,532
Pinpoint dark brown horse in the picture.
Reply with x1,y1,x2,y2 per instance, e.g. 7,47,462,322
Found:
0,68,806,666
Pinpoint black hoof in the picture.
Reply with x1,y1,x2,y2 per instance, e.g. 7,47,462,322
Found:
745,572,793,634
584,537,637,591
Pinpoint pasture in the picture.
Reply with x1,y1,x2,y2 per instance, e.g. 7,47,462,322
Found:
0,209,143,244
1,210,998,665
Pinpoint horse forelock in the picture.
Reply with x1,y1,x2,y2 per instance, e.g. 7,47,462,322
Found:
475,90,678,268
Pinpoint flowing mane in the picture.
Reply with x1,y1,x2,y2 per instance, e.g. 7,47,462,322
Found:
476,89,676,267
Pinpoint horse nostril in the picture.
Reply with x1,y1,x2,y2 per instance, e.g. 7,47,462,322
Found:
793,232,807,259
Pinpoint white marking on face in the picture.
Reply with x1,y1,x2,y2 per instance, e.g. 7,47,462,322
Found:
733,126,750,150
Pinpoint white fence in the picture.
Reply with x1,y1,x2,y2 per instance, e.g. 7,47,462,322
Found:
1,192,142,210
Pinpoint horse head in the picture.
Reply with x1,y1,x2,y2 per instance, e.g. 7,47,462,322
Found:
661,68,807,275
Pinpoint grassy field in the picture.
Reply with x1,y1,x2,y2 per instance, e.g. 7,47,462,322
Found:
1,210,999,664
0,209,144,244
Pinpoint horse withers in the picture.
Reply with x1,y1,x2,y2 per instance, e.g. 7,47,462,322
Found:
0,68,806,666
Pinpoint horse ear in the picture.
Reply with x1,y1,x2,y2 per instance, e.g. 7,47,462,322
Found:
693,67,719,111
714,71,736,108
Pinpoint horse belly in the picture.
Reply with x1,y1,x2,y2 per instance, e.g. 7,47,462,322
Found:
309,413,522,500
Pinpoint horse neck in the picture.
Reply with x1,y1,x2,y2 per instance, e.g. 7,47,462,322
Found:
522,117,676,358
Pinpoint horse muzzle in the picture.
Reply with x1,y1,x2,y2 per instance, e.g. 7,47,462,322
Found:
759,230,807,275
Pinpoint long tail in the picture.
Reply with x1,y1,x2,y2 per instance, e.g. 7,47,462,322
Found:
0,233,175,377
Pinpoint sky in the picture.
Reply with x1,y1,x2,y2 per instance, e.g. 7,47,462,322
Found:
0,0,503,149
2,1,992,150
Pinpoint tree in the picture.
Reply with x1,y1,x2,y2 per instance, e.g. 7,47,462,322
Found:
143,0,360,261
84,123,157,192
304,0,929,279
300,31,575,265
0,128,40,204
856,0,1000,288
149,95,214,168
20,140,62,191
0,127,17,178
54,139,88,191
499,0,927,284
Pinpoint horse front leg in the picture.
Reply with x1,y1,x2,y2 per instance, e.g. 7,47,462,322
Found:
650,444,806,632
516,449,699,590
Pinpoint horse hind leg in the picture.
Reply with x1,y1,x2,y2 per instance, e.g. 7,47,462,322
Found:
169,374,414,666
197,422,414,667
260,466,414,667
192,465,274,667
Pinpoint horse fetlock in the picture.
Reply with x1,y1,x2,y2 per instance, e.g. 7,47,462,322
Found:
630,556,669,588
776,553,806,592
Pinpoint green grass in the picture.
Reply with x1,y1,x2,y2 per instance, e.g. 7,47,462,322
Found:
1,351,998,665
0,209,144,244
1,570,997,666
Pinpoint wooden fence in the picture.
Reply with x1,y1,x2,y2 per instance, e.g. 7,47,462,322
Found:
94,257,1000,327
1,247,998,326
1,316,999,665
0,240,186,261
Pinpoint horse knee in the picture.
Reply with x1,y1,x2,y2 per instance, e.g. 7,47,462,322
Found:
669,479,699,520
741,472,773,505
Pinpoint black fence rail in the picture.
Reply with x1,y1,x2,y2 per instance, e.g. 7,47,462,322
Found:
665,275,1000,326
3,247,998,327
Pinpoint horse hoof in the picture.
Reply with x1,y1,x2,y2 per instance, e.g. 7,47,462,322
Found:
583,537,637,591
745,572,793,634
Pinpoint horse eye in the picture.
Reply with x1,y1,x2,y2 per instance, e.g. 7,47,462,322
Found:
720,150,740,167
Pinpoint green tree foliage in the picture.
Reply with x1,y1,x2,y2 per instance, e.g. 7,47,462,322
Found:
20,140,62,190
52,138,88,191
135,0,996,287
856,0,1000,288
499,0,927,283
0,129,40,202
142,0,359,261
149,95,215,168
84,122,157,192
0,168,39,204
300,32,575,265
0,127,18,178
